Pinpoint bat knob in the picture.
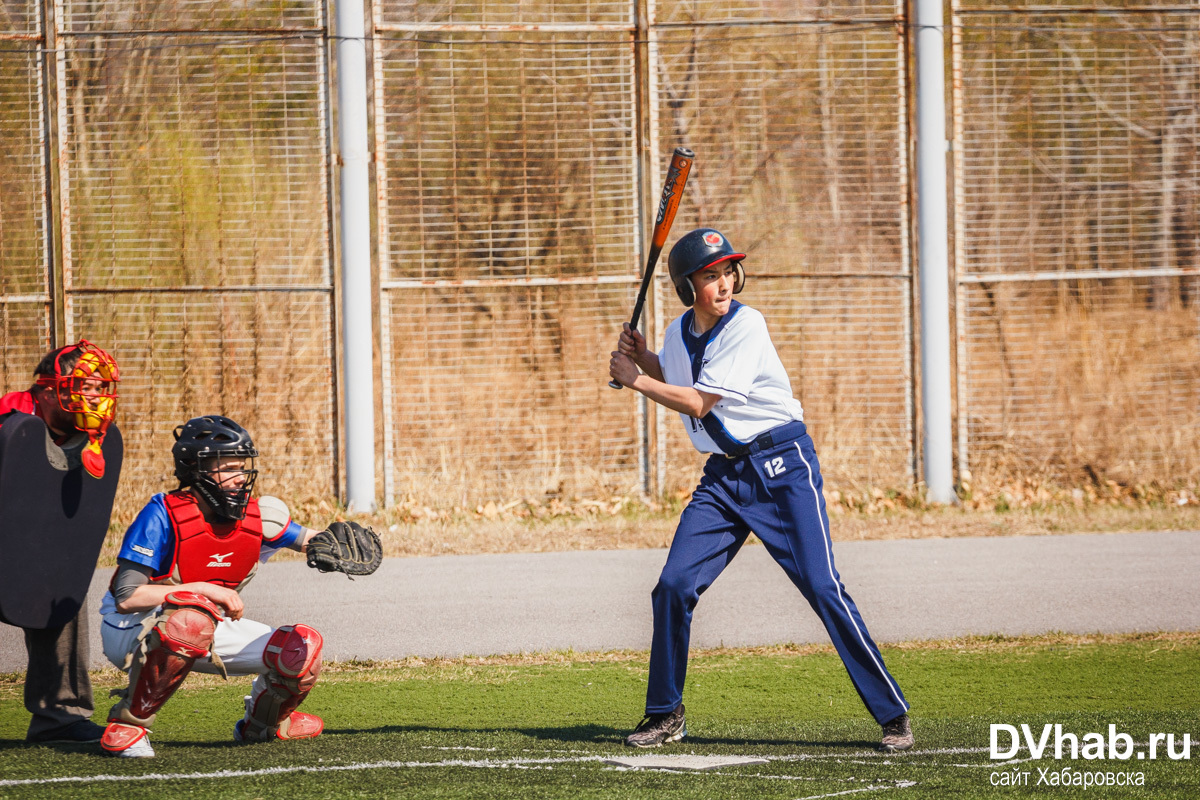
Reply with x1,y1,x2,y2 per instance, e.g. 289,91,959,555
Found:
608,380,623,390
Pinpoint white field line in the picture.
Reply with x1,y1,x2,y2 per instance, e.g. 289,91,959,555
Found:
0,755,607,787
710,771,818,781
952,756,1040,768
793,782,917,800
0,745,995,788
769,746,990,762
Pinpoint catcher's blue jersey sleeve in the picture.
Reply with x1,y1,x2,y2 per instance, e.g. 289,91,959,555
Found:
116,494,173,573
259,520,304,562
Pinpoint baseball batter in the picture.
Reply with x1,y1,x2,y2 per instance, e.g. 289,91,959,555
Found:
609,228,913,751
98,415,382,758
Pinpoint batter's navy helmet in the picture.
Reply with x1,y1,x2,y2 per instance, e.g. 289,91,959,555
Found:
667,228,746,306
172,415,259,521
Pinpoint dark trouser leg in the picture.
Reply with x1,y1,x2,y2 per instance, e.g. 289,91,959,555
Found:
23,599,95,740
646,474,747,714
747,437,909,725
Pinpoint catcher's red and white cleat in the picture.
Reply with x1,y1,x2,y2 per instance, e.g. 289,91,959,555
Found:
100,721,155,758
235,711,324,742
277,711,324,740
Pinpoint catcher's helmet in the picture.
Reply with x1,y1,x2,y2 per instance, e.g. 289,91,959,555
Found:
34,340,120,479
667,228,746,307
172,415,259,521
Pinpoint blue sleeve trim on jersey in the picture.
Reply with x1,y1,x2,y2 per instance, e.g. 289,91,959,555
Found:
695,380,748,401
116,494,174,573
264,519,304,551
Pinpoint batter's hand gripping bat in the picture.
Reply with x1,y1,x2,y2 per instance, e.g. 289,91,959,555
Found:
609,146,694,390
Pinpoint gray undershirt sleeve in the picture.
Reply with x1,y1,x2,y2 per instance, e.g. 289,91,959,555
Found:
112,558,152,606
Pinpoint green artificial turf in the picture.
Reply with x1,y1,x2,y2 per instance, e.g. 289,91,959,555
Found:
0,635,1197,799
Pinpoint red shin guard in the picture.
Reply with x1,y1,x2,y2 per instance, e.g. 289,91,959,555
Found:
241,624,324,741
110,592,221,728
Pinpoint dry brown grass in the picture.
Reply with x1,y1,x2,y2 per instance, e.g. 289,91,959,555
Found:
95,485,1199,567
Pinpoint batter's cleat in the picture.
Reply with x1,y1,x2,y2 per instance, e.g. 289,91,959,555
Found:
624,704,687,748
100,722,155,758
235,711,324,742
26,718,106,744
879,714,914,753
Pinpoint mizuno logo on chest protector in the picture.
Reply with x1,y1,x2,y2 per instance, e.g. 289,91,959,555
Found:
206,552,234,567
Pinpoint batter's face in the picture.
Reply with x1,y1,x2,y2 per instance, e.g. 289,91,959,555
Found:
690,260,738,330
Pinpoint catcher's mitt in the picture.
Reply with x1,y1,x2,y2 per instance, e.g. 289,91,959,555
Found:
306,521,382,577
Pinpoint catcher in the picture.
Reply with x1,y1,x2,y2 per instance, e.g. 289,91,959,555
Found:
97,415,381,758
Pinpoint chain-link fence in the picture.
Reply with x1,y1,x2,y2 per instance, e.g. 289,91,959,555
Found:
952,1,1200,488
371,0,914,505
647,3,913,494
52,0,337,513
3,0,1198,515
372,12,644,507
0,1,52,393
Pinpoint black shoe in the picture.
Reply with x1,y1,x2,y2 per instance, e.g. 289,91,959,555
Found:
879,713,914,752
624,704,686,748
27,718,106,744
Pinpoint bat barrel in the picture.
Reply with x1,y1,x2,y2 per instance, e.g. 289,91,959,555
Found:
609,146,694,391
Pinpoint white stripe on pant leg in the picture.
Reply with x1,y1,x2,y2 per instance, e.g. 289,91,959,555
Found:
795,442,907,710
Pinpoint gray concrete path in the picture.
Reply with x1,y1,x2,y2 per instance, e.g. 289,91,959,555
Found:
2,530,1198,672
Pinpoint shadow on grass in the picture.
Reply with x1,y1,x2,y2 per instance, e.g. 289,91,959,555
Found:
318,724,878,751
323,723,624,742
1,726,879,754
685,735,878,750
0,738,101,754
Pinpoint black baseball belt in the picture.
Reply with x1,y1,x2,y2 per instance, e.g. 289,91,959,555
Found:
722,419,807,459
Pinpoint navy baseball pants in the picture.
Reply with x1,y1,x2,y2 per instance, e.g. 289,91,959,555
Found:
645,422,909,725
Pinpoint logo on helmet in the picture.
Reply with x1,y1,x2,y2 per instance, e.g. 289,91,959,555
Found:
703,232,723,247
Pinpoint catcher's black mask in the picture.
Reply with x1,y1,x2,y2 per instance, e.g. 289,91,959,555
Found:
172,415,259,521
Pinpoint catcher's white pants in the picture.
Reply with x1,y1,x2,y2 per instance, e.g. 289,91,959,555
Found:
100,598,274,676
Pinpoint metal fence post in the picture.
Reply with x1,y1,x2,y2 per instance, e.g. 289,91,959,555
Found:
633,0,652,496
335,0,377,512
950,0,968,489
915,0,955,503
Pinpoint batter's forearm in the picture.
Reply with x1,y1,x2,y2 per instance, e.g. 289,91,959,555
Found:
627,375,715,418
634,352,665,383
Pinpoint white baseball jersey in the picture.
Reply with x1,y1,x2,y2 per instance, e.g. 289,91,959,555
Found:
659,301,804,454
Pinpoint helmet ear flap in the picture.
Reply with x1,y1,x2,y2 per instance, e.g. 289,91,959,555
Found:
732,261,746,294
675,279,696,307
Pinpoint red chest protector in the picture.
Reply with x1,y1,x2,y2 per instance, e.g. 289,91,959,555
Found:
157,492,263,589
